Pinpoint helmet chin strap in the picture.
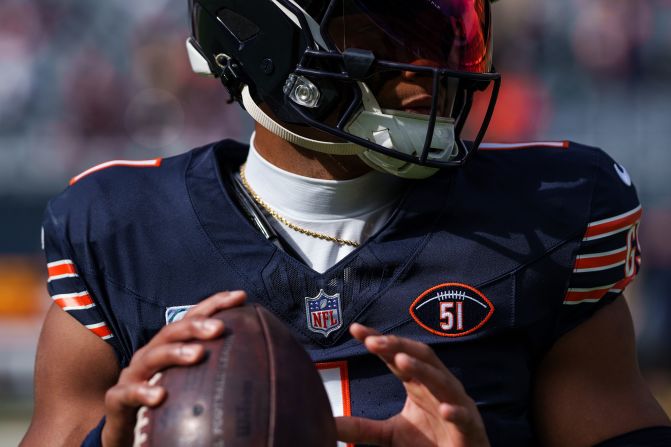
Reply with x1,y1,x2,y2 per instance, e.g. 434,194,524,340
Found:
241,85,440,179
241,86,364,156
347,82,444,179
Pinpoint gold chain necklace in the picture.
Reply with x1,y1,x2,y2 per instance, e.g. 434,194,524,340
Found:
239,165,361,247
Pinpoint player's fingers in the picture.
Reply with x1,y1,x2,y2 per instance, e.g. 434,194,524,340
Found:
364,332,444,372
121,342,206,382
351,323,406,378
335,415,390,446
439,403,490,445
105,382,166,413
351,324,459,389
439,402,473,425
351,324,437,367
103,382,166,447
185,290,247,318
359,330,467,401
145,315,225,348
349,322,381,342
395,352,469,406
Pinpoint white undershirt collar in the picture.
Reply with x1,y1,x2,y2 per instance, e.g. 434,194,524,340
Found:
241,133,406,273
244,134,404,221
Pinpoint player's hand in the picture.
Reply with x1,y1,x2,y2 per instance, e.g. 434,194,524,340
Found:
336,324,490,447
101,290,246,447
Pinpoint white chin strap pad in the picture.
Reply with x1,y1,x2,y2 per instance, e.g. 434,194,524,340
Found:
241,86,364,156
344,82,456,179
348,109,456,160
347,110,453,179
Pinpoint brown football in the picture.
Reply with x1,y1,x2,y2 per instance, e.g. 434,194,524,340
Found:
133,304,337,447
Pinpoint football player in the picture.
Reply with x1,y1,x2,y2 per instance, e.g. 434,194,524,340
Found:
22,0,671,446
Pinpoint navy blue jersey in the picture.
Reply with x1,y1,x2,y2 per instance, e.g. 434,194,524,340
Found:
42,140,642,446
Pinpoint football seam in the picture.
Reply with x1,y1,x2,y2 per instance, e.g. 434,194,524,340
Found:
132,372,163,447
133,406,150,447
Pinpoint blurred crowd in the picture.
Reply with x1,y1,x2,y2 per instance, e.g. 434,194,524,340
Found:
0,0,249,194
0,0,670,438
1,0,670,196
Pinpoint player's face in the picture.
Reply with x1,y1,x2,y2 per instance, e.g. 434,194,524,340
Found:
328,15,447,116
325,0,491,118
374,64,453,118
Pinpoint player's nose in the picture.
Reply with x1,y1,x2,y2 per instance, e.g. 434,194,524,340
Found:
401,58,441,80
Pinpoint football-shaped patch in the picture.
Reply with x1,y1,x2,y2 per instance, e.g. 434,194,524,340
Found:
409,283,494,337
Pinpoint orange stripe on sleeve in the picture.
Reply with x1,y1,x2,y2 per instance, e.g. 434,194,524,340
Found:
584,207,642,239
574,248,627,270
564,287,611,305
564,277,632,304
609,276,635,294
86,322,113,340
47,260,77,278
52,292,95,310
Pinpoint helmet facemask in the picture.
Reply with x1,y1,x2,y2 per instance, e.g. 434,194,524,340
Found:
188,0,500,178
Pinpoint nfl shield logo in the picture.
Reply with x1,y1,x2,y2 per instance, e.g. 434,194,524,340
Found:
305,289,343,337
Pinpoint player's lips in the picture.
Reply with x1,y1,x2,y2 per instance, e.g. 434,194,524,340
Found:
404,107,432,115
400,95,433,115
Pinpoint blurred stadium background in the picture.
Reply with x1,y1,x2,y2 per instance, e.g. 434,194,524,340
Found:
1,0,670,444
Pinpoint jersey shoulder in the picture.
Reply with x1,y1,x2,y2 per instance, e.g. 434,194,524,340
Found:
45,139,246,244
40,139,247,363
428,140,642,279
475,140,640,216
52,147,194,218
465,141,642,338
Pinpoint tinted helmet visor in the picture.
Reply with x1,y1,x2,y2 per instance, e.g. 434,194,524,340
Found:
325,0,492,73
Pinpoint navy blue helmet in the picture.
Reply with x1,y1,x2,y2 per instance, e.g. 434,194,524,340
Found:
187,0,500,178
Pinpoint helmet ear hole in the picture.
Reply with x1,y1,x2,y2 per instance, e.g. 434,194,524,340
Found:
216,8,260,43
